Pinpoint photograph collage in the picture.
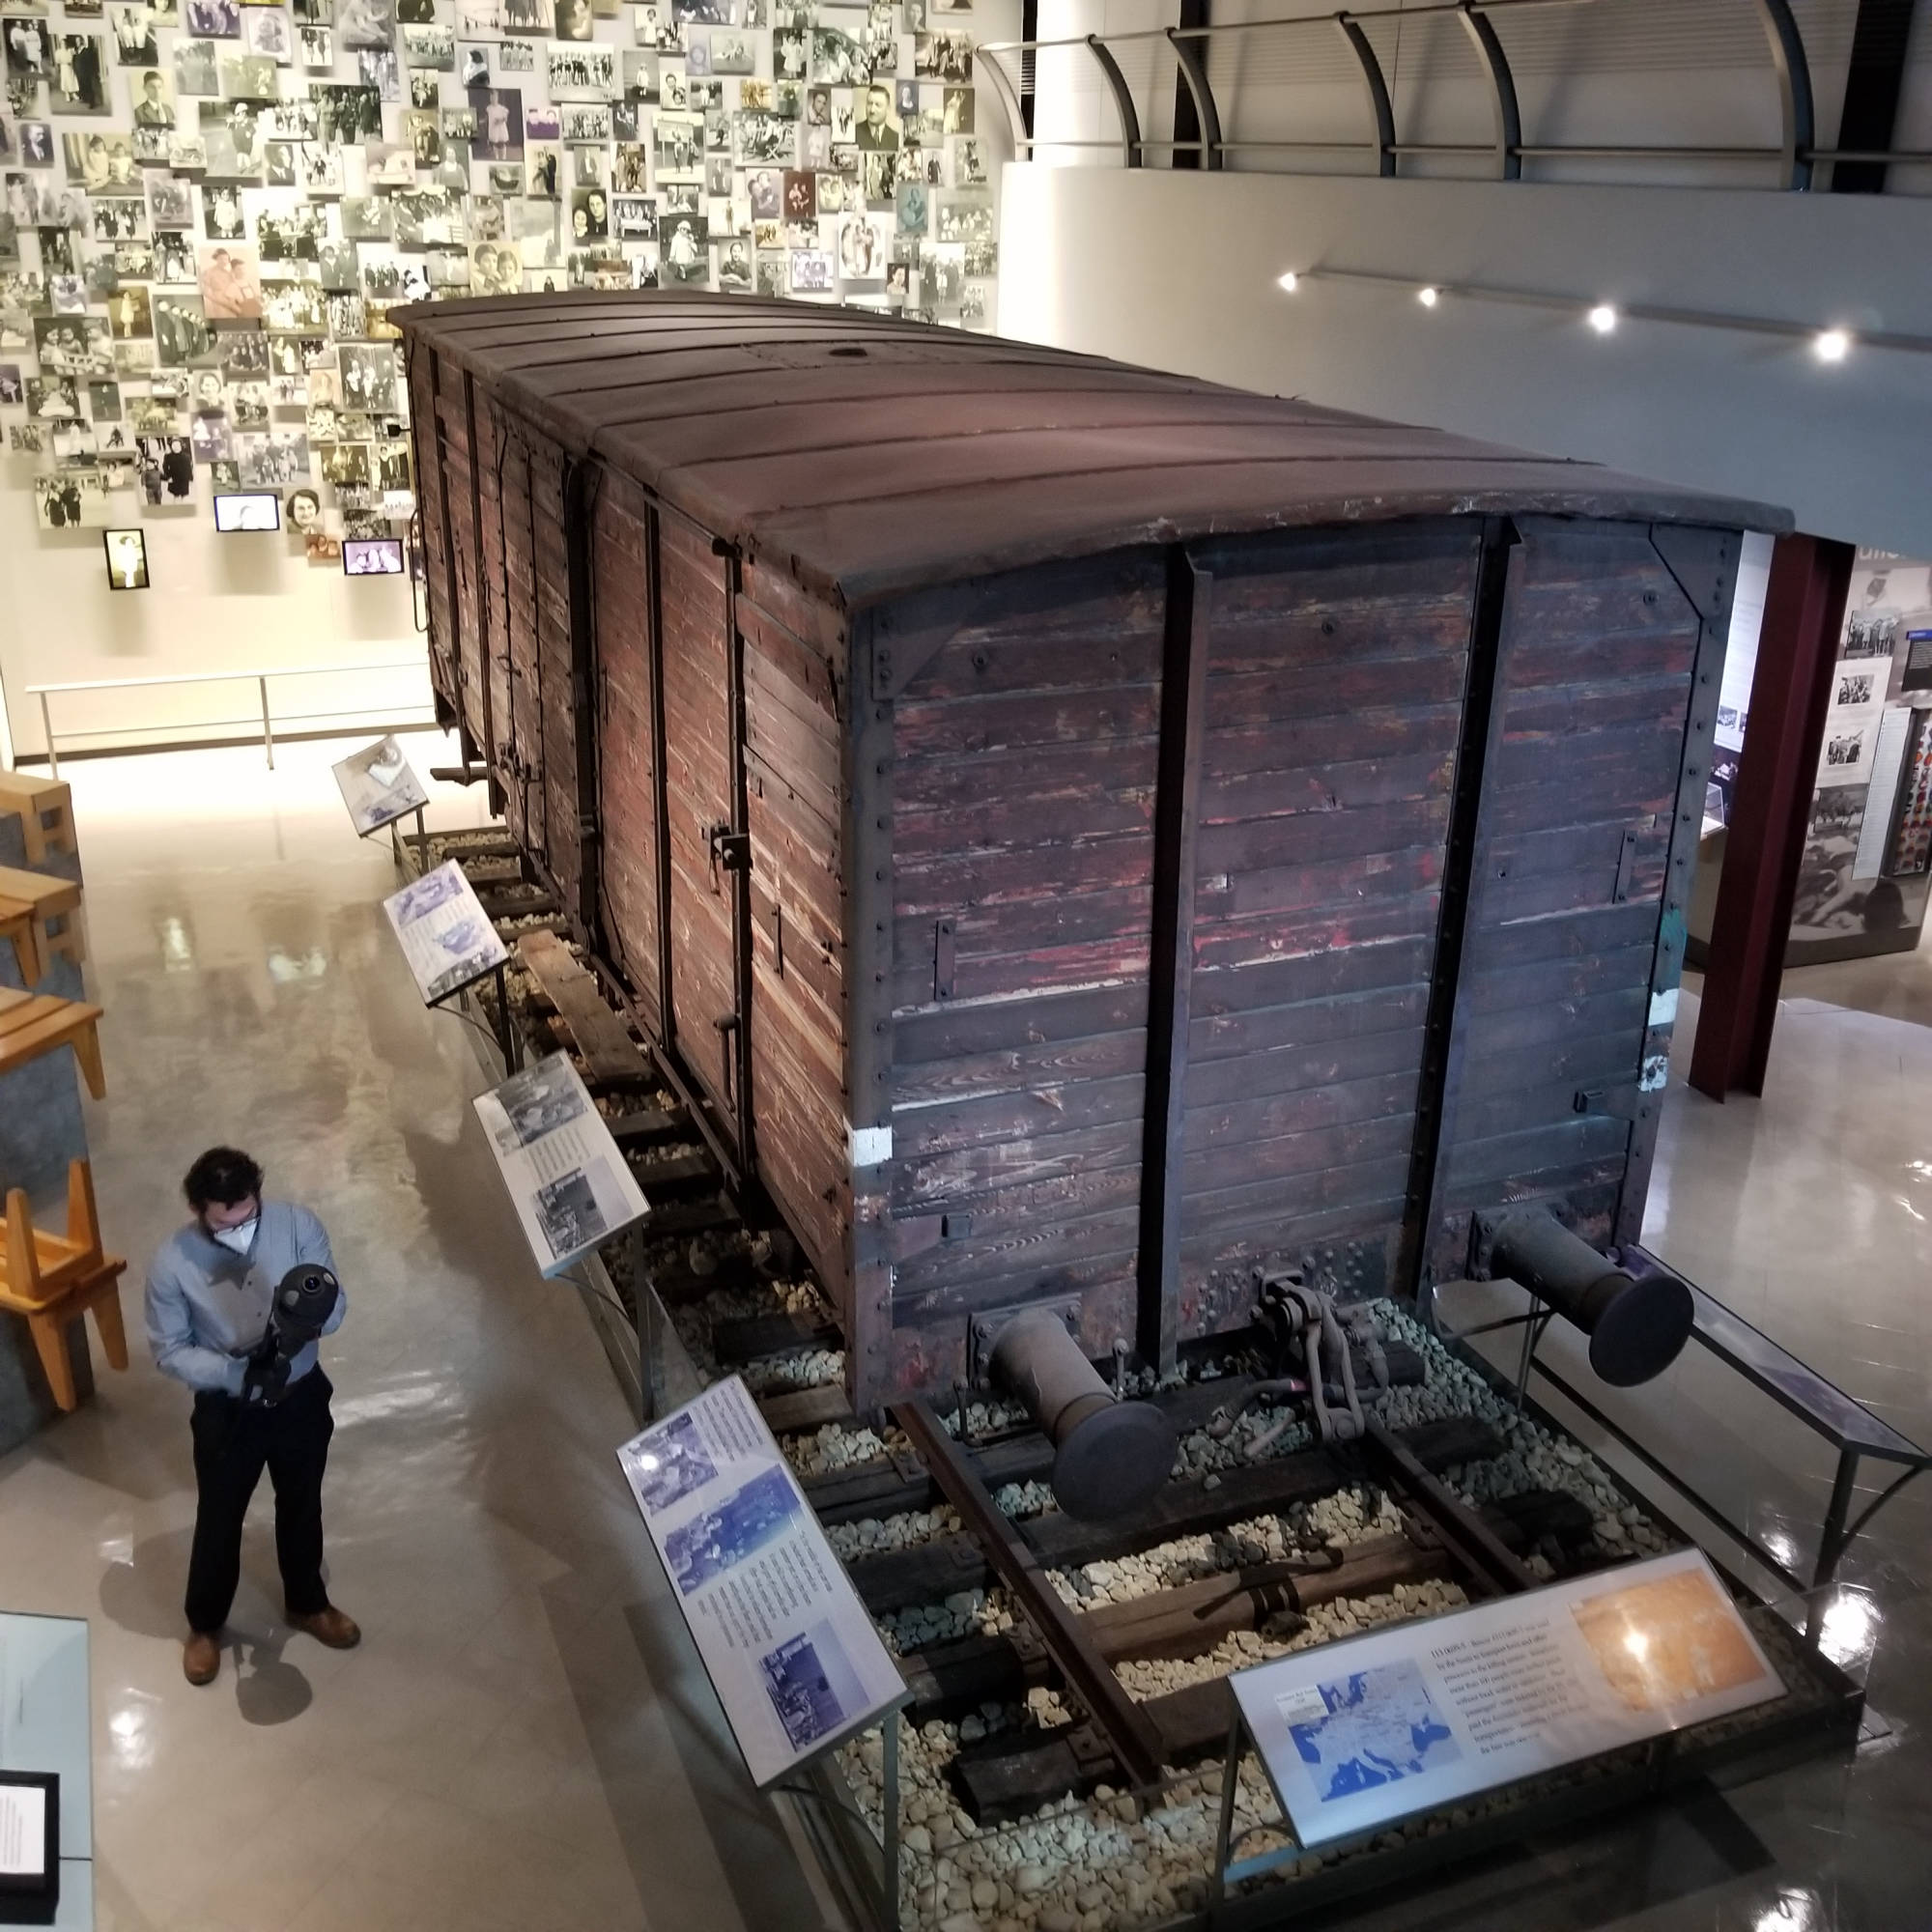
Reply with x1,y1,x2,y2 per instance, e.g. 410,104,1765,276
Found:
0,0,1002,582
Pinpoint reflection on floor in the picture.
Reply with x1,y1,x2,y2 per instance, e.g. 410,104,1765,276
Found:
5,735,1932,1932
0,736,832,1932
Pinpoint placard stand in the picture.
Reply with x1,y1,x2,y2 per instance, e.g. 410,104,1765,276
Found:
1205,1709,1296,1915
386,805,429,871
430,958,520,1073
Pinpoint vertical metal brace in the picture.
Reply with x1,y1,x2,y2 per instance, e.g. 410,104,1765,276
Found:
1165,28,1223,171
1335,14,1396,178
1458,4,1521,182
978,46,1032,158
1752,0,1815,189
933,918,955,1000
1085,36,1144,167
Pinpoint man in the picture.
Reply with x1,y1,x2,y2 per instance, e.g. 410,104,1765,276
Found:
857,82,898,151
134,71,175,129
145,1147,358,1686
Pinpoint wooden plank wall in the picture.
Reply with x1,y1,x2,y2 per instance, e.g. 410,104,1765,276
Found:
432,357,489,761
658,509,741,1129
591,480,664,1037
884,554,1168,1390
1178,526,1482,1333
530,449,586,919
473,398,512,792
1431,518,1707,1271
740,559,849,1293
497,419,544,855
408,349,459,722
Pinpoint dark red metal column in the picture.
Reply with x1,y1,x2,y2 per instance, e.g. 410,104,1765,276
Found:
1689,534,1855,1100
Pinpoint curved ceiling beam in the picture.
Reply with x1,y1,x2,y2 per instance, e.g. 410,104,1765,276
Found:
1166,27,1225,171
1751,0,1816,189
1086,35,1145,168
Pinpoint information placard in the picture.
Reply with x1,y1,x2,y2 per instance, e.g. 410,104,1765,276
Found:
473,1052,651,1276
618,1377,909,1788
1232,1548,1783,1849
381,859,508,1006
332,734,430,837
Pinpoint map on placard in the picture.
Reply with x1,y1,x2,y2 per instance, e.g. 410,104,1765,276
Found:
1231,1548,1786,1850
1278,1661,1463,1802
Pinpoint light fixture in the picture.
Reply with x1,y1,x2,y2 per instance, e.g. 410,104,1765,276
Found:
1277,270,1299,293
1814,327,1851,363
1417,285,1439,308
1587,303,1617,334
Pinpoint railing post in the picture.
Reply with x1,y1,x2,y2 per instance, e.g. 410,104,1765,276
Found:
1165,27,1223,171
1458,3,1521,181
259,675,274,770
1085,35,1144,167
1752,0,1815,188
1336,13,1396,178
39,692,58,780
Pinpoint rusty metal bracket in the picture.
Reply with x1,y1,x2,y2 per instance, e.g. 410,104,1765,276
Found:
968,1294,1081,1390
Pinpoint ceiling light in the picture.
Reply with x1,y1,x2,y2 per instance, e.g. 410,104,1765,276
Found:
1814,327,1850,363
1277,270,1299,293
1417,285,1439,308
1587,303,1617,334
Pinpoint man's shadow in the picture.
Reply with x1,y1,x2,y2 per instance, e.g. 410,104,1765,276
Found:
99,1526,312,1725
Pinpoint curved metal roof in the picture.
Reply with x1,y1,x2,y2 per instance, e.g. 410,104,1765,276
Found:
396,290,1790,611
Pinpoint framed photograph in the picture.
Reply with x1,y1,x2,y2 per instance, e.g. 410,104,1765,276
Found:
342,532,403,573
213,487,280,529
102,525,149,587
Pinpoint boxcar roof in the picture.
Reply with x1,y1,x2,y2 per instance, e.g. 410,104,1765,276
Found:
396,291,1789,611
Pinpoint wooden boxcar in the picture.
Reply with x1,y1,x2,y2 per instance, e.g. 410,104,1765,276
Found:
397,291,1784,1418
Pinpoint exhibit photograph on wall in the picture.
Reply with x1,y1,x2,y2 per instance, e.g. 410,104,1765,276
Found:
0,0,1008,583
1788,550,1932,962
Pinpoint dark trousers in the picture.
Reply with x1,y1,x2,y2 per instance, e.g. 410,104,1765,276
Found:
185,1369,334,1634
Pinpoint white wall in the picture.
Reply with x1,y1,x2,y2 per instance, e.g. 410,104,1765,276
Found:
997,166,1932,557
0,488,424,768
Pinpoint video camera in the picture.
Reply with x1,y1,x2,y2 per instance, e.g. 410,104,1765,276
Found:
242,1264,341,1405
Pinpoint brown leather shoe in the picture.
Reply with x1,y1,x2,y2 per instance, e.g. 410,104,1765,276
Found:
184,1633,220,1686
289,1606,360,1650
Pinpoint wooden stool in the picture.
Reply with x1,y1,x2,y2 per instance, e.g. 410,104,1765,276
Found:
0,901,43,988
0,1161,128,1413
0,987,106,1099
0,773,77,870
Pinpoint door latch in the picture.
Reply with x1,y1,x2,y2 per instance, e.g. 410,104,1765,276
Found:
707,823,751,888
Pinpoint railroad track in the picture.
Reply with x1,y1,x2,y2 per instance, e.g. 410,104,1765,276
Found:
404,828,1859,1932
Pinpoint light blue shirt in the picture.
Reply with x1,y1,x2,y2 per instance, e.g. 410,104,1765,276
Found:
143,1200,345,1397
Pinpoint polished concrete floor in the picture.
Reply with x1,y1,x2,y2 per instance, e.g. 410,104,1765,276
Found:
3,737,1932,1932
0,736,834,1932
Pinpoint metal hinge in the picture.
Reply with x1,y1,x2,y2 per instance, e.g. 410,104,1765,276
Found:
708,824,751,887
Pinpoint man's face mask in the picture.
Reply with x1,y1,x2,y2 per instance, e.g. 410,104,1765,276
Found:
210,1215,259,1257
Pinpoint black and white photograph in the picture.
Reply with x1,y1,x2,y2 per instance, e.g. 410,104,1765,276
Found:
102,524,149,587
183,0,241,33
66,128,134,186
760,1623,862,1751
469,80,523,155
547,40,611,96
34,469,113,527
49,30,111,108
913,28,969,78
298,22,332,62
628,1409,719,1515
1842,612,1897,660
402,19,453,65
135,431,194,501
664,1465,799,1595
490,1053,591,1152
528,1160,607,1258
113,5,162,65
334,0,394,47
1837,670,1878,709
314,79,382,139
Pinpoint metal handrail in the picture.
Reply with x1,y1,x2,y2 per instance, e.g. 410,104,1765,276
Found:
979,0,1932,193
25,658,433,778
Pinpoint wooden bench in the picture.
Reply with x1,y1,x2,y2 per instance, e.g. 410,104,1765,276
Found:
0,987,106,1099
0,865,85,976
0,772,77,870
0,1161,128,1413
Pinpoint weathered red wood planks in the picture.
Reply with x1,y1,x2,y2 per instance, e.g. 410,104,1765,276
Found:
398,295,1778,1418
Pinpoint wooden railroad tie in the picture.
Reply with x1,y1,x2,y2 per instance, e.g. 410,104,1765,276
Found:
516,930,655,1087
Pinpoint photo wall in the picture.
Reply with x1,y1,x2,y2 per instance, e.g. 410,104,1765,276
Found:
1787,547,1932,965
0,0,1006,596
